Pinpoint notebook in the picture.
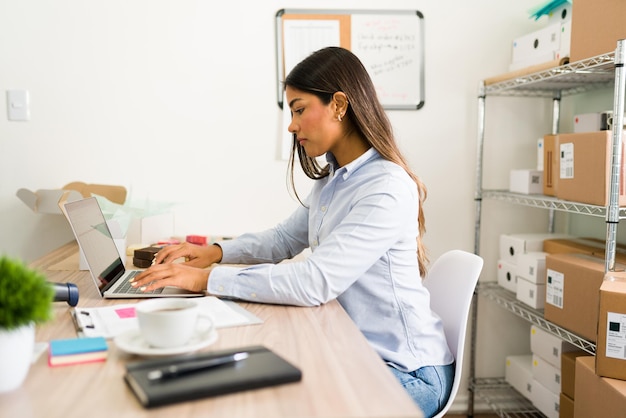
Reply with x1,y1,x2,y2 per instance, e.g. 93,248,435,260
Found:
63,197,203,299
124,345,302,408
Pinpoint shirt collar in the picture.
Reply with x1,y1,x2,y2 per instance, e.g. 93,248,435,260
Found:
326,147,378,180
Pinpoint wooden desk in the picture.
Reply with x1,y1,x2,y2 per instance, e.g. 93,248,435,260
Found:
0,242,422,418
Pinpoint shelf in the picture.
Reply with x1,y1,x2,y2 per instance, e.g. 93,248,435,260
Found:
472,378,545,418
483,52,615,97
477,282,596,355
480,190,626,219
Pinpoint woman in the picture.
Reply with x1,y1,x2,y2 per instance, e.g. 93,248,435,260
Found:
132,46,454,417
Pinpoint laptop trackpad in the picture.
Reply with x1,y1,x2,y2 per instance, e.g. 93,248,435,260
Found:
162,286,201,295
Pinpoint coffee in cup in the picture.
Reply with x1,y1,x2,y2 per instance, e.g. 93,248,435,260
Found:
135,298,213,348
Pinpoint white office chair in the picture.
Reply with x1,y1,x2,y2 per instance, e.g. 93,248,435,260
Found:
422,250,484,418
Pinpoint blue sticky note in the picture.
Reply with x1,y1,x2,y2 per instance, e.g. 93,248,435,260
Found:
49,336,108,356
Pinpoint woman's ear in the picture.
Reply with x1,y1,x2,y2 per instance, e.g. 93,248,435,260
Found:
332,92,349,120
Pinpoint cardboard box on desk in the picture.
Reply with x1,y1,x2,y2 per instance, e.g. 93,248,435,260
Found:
556,131,626,207
16,182,127,215
544,253,626,342
575,356,626,418
596,273,626,381
560,393,574,418
570,0,626,62
126,212,174,246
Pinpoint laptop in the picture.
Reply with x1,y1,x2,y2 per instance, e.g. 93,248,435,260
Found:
63,197,203,299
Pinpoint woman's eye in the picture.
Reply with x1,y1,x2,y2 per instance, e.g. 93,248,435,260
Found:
294,108,304,115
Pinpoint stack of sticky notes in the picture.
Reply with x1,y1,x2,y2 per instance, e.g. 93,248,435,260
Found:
48,336,108,367
133,246,161,268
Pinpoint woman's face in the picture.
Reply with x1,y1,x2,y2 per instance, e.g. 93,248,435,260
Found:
285,86,342,158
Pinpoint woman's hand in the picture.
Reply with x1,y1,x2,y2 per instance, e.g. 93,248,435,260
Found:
131,263,215,293
129,243,223,293
154,242,223,268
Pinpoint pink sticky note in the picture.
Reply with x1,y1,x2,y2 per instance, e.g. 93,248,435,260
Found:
115,307,136,319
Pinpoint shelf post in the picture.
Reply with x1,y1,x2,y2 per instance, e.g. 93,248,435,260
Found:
606,39,626,273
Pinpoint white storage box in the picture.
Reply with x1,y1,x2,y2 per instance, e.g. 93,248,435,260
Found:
532,353,561,395
530,325,577,369
530,378,559,418
505,355,533,400
499,233,569,264
510,22,561,69
516,252,548,284
510,169,543,195
126,212,174,246
497,259,518,292
517,277,545,309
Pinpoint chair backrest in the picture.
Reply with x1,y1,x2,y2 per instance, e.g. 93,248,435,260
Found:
422,250,483,418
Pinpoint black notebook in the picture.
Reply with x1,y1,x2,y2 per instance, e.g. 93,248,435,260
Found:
124,345,302,408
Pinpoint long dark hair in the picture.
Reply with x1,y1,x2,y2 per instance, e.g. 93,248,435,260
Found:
283,46,429,277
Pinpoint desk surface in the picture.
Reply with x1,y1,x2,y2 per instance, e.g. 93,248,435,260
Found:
0,242,422,418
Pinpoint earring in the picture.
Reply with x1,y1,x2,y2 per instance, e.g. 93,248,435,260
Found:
338,114,343,122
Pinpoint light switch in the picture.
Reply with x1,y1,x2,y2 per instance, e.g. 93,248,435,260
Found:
7,90,30,121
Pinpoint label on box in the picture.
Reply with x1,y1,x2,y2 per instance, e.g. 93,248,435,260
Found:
546,268,564,308
560,143,574,179
606,312,626,359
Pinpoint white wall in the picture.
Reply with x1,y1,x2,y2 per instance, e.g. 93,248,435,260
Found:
1,0,591,413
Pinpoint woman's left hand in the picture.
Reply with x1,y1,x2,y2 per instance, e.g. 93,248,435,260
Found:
130,263,212,293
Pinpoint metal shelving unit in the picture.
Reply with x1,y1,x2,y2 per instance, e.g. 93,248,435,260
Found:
469,40,626,417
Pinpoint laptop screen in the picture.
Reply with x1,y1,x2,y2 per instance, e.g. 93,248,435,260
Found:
64,197,125,294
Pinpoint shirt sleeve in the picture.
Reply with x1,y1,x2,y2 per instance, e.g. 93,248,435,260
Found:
208,175,417,307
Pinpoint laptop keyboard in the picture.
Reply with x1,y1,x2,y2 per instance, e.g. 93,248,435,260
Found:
112,270,164,295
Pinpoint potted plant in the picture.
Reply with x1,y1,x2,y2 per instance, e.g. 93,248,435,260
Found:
0,255,54,392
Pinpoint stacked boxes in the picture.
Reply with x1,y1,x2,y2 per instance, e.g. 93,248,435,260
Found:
529,326,578,418
497,233,568,308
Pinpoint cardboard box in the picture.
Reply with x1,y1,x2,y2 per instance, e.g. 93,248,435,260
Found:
570,0,626,62
574,356,626,418
544,253,623,342
561,351,590,400
517,251,548,284
505,354,533,400
497,259,518,293
16,182,127,215
557,131,626,207
517,277,545,309
596,273,626,380
499,233,569,265
126,212,175,246
510,169,543,194
530,378,559,418
543,134,559,196
543,237,603,257
559,393,574,418
531,325,577,369
533,353,562,395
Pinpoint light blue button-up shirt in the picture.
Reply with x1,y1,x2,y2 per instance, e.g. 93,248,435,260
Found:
209,148,453,371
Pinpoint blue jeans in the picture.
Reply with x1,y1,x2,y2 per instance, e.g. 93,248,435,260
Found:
388,363,455,418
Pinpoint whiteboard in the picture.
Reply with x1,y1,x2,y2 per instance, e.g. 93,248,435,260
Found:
275,9,425,110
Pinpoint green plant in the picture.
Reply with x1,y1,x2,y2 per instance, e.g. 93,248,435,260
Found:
0,256,54,330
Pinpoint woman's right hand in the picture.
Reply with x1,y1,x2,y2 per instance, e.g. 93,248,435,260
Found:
154,242,223,268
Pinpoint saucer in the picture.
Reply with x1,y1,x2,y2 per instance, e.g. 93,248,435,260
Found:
114,326,218,356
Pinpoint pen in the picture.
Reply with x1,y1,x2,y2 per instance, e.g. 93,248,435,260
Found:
147,352,249,382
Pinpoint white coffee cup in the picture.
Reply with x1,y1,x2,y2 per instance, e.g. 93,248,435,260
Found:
136,298,213,349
